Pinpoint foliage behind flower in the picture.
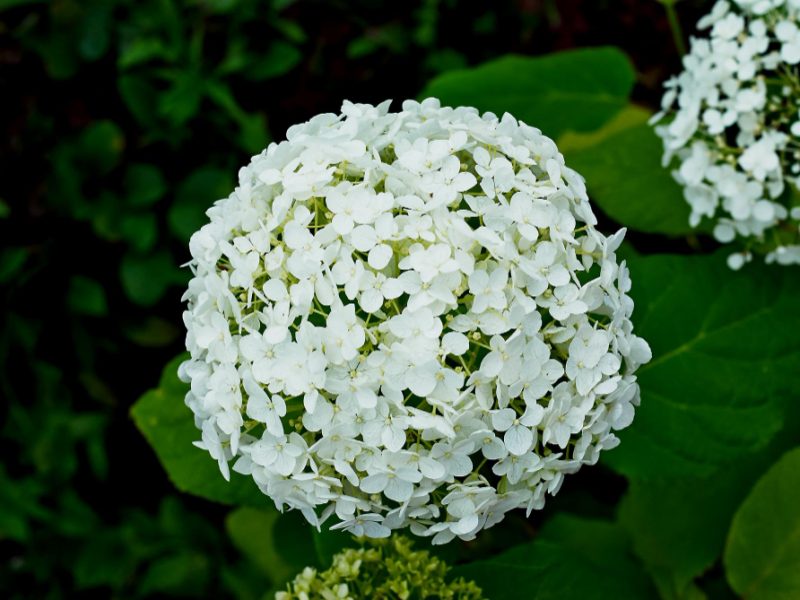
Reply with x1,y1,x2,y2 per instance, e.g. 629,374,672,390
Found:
180,98,651,544
653,0,800,268
276,535,484,600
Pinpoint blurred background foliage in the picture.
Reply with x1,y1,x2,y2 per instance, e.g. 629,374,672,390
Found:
0,0,718,598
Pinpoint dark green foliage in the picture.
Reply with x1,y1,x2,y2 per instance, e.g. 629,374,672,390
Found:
4,0,798,599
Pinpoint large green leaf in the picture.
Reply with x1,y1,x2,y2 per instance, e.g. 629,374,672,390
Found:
724,447,800,600
451,514,655,600
131,356,266,506
419,47,635,138
619,471,756,600
606,292,800,600
617,388,800,600
564,119,694,236
604,253,800,479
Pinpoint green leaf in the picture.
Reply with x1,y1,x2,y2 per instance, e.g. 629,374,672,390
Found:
120,213,158,252
236,112,270,154
226,507,314,586
559,104,651,152
604,253,800,479
725,447,800,600
139,552,210,596
75,121,125,175
125,163,166,207
347,36,380,59
118,37,172,69
67,276,108,317
89,192,126,240
452,514,655,600
131,356,267,506
119,250,180,306
273,17,307,44
605,300,800,594
619,418,800,599
118,74,161,130
0,466,49,542
564,119,694,236
0,247,27,284
611,284,800,600
168,168,233,241
159,71,205,125
618,471,760,599
246,41,302,80
205,80,270,152
419,47,635,138
30,32,80,79
77,4,111,61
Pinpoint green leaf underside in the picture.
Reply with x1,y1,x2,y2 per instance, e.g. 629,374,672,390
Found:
564,120,694,236
131,355,266,506
452,514,655,600
419,47,635,138
604,252,800,479
725,447,800,600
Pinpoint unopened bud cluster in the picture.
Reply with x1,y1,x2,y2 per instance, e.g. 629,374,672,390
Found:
276,535,484,599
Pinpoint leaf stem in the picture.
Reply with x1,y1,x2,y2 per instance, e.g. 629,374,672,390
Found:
661,0,687,57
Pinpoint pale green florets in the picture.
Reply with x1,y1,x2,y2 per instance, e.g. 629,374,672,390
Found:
276,536,485,600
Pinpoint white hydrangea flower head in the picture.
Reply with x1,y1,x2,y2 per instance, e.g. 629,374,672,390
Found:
653,0,800,268
179,98,651,544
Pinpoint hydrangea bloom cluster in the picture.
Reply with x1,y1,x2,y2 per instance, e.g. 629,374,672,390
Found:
653,0,800,268
276,535,484,599
180,98,651,544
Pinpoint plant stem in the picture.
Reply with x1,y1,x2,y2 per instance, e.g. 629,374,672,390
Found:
661,0,687,57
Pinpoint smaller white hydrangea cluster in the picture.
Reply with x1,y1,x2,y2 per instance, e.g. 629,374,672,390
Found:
653,0,800,268
180,99,651,544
